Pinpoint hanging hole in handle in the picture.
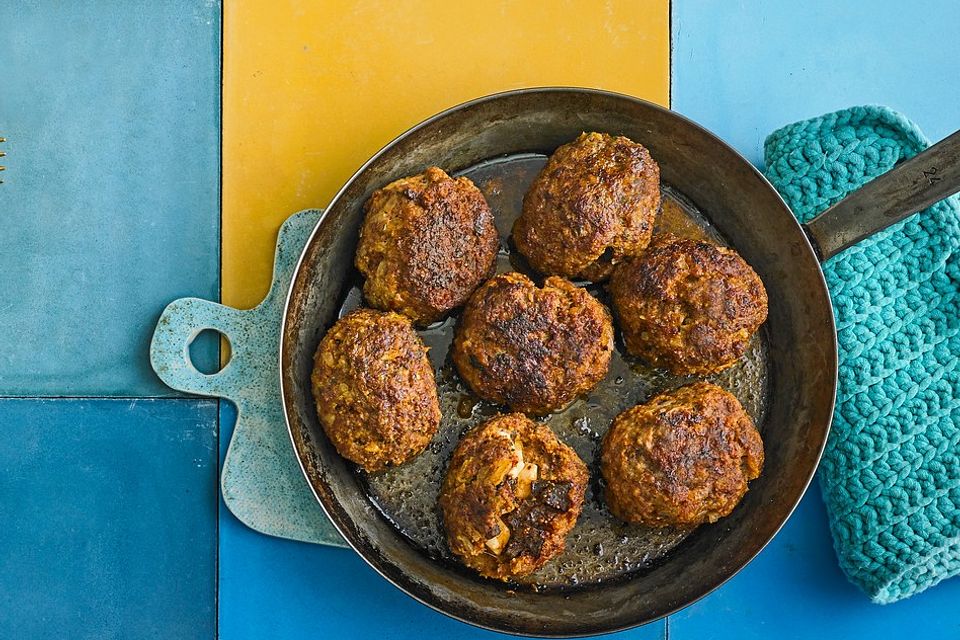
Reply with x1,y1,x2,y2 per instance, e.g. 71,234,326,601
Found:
190,328,231,375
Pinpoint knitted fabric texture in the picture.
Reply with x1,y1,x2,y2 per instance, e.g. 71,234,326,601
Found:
764,106,960,604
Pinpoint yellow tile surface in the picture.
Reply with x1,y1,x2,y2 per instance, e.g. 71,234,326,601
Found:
223,0,670,309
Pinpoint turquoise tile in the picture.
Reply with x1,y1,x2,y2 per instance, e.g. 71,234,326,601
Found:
672,0,960,166
216,402,667,640
0,398,218,640
669,487,960,639
0,1,221,396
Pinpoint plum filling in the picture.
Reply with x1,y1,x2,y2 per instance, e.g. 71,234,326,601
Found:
500,480,575,560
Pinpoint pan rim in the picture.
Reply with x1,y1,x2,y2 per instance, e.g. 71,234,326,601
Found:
278,86,839,637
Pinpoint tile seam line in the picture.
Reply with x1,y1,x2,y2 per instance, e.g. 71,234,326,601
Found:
0,395,220,401
215,2,225,639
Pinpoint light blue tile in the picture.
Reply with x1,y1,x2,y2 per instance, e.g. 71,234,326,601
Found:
0,1,221,396
669,486,960,639
671,3,960,636
672,0,960,167
0,398,218,640
216,402,667,640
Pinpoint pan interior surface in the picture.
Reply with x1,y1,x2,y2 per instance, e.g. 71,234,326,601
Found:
356,154,770,590
281,89,836,636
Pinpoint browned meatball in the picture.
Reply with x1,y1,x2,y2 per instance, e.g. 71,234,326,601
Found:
440,414,588,581
512,132,661,281
601,382,764,527
452,272,614,415
355,167,499,325
609,234,768,375
311,309,441,473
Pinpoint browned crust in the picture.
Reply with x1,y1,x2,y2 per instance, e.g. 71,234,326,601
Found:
440,414,589,580
355,166,499,325
608,234,768,375
601,382,764,527
512,132,661,281
311,308,441,473
452,272,614,415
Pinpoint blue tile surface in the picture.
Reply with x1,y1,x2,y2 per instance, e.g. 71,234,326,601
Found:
0,399,218,640
216,402,666,640
0,1,221,396
669,487,960,639
671,1,960,637
672,0,960,167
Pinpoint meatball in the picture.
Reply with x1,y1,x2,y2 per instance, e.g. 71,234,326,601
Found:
440,414,588,581
452,272,614,415
609,234,768,375
601,382,764,527
512,132,661,281
355,166,499,325
311,309,441,473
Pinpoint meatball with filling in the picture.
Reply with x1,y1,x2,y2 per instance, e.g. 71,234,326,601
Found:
355,166,499,325
440,414,588,581
609,234,768,375
512,132,661,281
311,309,441,473
601,382,764,527
452,272,614,415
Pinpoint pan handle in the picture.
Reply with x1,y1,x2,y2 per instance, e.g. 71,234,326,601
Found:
802,129,960,262
149,297,249,401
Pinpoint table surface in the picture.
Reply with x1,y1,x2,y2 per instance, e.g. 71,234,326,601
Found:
2,2,959,639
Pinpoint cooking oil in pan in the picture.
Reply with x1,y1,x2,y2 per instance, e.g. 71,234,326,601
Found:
348,154,770,590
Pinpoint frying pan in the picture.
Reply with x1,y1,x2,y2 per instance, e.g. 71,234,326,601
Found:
279,88,960,636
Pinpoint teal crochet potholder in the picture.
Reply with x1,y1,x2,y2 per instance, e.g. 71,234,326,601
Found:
764,106,960,604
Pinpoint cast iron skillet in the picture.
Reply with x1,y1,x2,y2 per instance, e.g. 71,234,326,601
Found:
279,88,960,636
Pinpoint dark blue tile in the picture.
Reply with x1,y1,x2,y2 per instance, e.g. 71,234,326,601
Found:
0,1,220,396
216,402,666,640
669,486,960,639
0,399,218,640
